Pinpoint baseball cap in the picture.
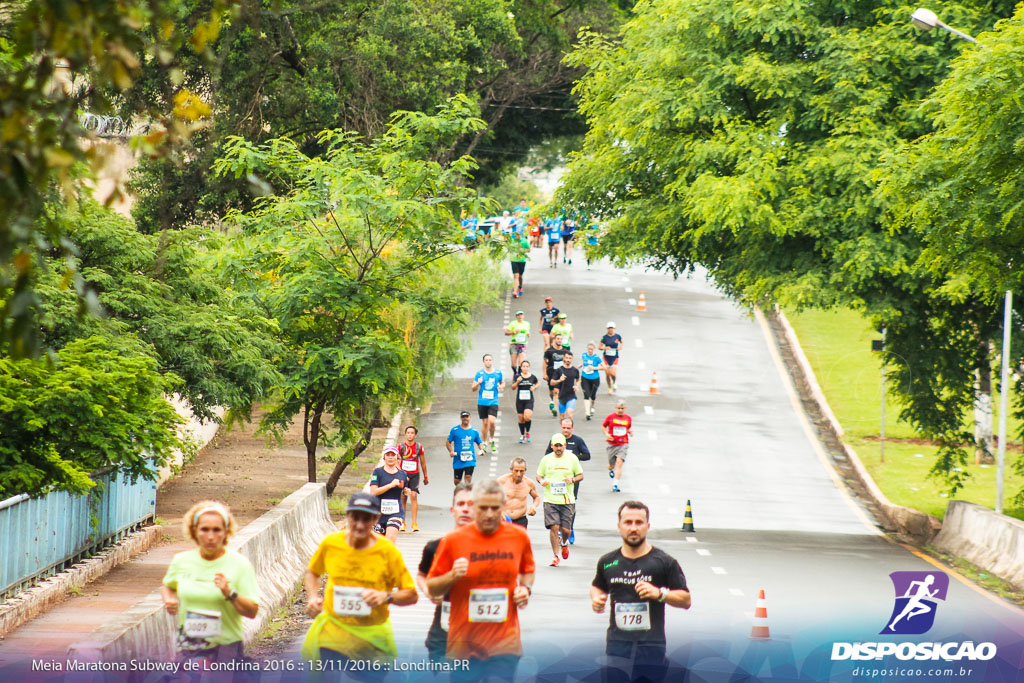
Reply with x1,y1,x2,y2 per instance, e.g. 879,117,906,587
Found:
545,296,553,301
346,492,381,515
557,313,567,319
382,445,400,457
515,309,524,315
606,321,616,328
550,434,566,446
460,410,471,417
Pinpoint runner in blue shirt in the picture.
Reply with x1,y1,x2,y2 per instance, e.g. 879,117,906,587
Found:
446,411,485,485
546,217,561,268
580,342,606,420
584,219,600,269
369,446,408,542
471,353,504,452
561,216,577,265
600,322,624,394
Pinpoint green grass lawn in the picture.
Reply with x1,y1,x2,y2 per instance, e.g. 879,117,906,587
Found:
785,308,1024,522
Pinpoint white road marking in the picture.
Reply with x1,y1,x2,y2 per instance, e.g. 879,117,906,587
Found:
647,429,658,441
631,316,640,326
643,405,654,415
628,298,637,306
729,588,744,597
685,536,698,543
696,549,711,556
711,566,727,575
652,456,664,467
637,361,646,369
658,484,670,494
635,338,644,348
625,287,633,293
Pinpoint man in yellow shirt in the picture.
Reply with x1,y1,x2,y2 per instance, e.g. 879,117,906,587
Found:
302,492,418,677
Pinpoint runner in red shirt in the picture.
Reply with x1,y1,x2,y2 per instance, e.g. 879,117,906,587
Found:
427,479,535,681
399,425,428,532
602,400,633,493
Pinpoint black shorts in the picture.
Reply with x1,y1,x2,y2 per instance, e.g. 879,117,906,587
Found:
515,399,534,414
581,376,600,400
477,404,499,419
511,261,525,274
404,473,420,492
562,234,574,244
453,466,475,482
542,324,554,334
509,516,528,528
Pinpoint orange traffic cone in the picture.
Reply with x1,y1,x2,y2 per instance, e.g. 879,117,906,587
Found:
750,589,771,639
649,371,660,394
637,292,647,312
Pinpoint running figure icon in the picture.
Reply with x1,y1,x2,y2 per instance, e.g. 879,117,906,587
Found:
888,574,937,631
880,571,949,635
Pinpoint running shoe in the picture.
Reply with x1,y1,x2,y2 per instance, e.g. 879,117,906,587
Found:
586,413,592,421
612,483,621,492
400,520,406,532
518,288,523,297
549,401,555,411
568,530,575,545
491,441,497,452
550,556,561,567
608,387,614,394
412,523,420,532
519,436,525,444
512,292,518,298
608,468,615,479
525,433,531,443
561,544,569,559
568,259,572,265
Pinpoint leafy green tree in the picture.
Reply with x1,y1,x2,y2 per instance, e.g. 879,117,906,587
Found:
481,172,545,209
33,199,281,422
127,0,622,232
0,336,183,497
0,0,231,357
880,7,1024,495
215,97,499,488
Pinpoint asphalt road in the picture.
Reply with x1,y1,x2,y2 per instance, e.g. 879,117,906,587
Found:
301,250,1024,682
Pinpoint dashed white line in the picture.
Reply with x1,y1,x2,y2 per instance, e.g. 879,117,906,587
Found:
729,588,744,597
643,405,654,415
711,566,727,575
635,338,644,348
628,298,637,306
637,361,646,370
625,287,633,293
631,316,640,326
696,549,711,556
652,456,664,467
685,536,698,543
647,430,658,441
658,484,670,494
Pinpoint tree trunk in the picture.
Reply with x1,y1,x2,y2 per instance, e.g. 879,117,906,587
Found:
325,424,375,496
305,401,326,482
974,342,995,465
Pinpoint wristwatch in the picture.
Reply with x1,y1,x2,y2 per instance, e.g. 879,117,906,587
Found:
658,587,669,603
228,590,239,602
385,592,393,604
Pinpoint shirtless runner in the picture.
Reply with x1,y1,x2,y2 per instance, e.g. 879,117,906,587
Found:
498,457,540,529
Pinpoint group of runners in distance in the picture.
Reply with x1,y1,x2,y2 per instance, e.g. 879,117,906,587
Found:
158,200,689,682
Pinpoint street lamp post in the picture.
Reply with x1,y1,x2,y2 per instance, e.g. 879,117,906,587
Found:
910,9,1009,514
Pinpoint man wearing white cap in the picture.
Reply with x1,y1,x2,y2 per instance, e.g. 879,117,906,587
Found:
600,322,624,394
536,434,584,566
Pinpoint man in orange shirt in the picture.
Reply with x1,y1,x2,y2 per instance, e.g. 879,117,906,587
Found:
427,479,536,682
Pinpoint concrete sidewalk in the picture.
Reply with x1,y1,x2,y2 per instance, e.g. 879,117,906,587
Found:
0,412,311,666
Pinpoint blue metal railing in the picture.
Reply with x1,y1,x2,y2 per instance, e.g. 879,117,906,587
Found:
0,469,156,600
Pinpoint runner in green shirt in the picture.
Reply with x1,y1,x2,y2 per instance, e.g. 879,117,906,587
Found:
536,434,584,566
510,234,529,298
505,311,531,379
550,313,574,350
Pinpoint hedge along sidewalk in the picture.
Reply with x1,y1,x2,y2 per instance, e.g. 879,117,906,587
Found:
784,307,1024,522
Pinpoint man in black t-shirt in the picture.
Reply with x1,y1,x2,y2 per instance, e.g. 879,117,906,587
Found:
550,351,580,421
542,334,569,416
591,500,691,682
415,482,475,661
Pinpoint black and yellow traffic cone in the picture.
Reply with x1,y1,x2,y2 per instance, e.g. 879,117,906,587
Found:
681,499,695,532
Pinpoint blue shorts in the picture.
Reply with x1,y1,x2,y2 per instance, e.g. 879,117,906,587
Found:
558,398,577,413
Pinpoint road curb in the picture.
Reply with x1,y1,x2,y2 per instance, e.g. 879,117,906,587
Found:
765,307,941,544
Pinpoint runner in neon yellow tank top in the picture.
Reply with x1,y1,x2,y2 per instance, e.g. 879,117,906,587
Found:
504,311,530,378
